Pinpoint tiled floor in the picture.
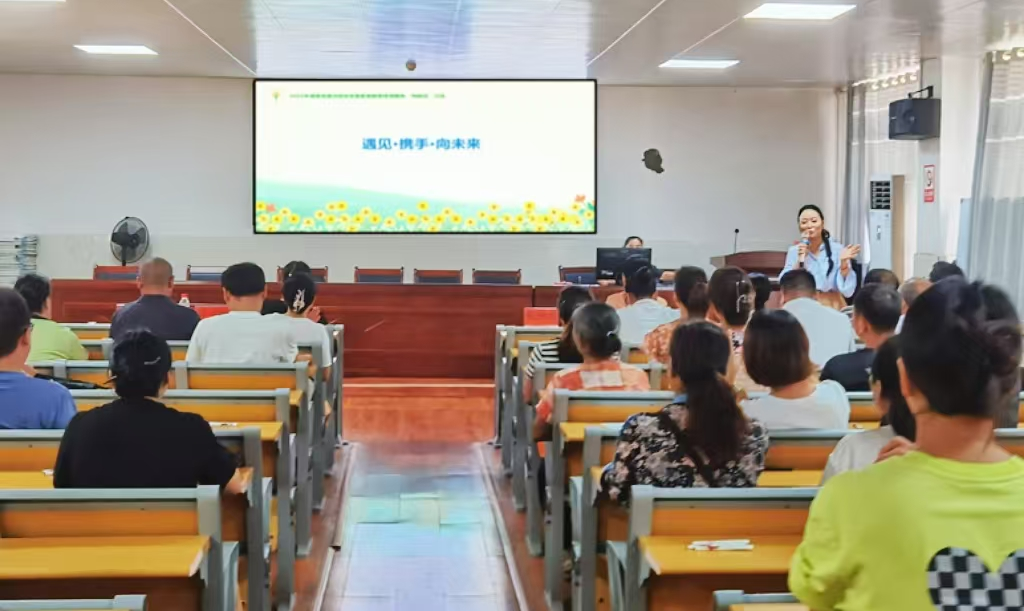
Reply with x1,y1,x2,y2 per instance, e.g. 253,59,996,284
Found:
322,442,520,611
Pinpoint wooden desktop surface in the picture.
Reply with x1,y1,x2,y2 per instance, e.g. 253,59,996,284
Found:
0,468,253,491
731,606,807,611
0,535,209,579
213,421,284,443
586,466,821,489
640,535,799,575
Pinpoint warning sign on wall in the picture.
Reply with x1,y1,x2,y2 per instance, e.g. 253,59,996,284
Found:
924,164,936,204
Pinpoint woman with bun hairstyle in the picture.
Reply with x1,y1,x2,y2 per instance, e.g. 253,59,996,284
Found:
532,303,650,440
54,330,245,492
791,278,1024,611
643,265,709,365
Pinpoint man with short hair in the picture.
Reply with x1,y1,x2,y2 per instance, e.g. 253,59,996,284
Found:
185,263,297,364
895,277,930,333
110,258,200,342
821,284,902,391
929,261,964,283
780,269,855,368
863,268,900,290
0,288,77,429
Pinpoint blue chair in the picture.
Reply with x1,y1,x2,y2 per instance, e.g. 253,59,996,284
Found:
92,265,138,281
355,267,404,283
186,265,226,282
559,265,596,285
472,269,522,285
413,269,463,284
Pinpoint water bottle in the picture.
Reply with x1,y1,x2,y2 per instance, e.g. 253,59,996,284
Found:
179,293,191,307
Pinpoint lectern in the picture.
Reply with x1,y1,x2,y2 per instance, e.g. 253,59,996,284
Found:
710,251,788,277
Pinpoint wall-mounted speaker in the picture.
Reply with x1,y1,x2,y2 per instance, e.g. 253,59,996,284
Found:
889,97,941,140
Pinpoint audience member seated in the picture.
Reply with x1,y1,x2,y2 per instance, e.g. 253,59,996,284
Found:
821,336,913,482
270,272,333,374
616,263,678,345
821,283,901,391
896,277,931,332
606,258,669,310
14,273,87,361
790,278,1024,611
532,303,650,440
110,257,200,343
741,309,850,429
522,286,592,399
707,266,762,394
928,260,965,283
780,269,854,368
643,266,708,364
749,273,773,311
600,321,768,503
262,260,327,324
863,267,900,289
0,288,76,429
186,262,298,364
55,330,245,491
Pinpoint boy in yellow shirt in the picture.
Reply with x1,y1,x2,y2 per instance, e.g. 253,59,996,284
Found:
790,278,1024,611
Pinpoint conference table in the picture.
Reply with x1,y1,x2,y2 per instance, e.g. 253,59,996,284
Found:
49,280,675,378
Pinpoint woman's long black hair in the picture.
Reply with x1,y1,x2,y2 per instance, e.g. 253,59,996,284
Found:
798,204,833,276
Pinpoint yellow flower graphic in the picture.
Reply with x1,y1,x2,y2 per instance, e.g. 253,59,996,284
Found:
488,215,498,224
536,225,548,233
326,215,336,224
584,210,595,219
371,214,382,224
510,224,522,233
360,207,372,216
347,225,358,233
465,218,476,228
289,214,300,224
502,214,512,223
336,202,348,211
281,208,291,216
524,201,536,212
515,215,524,223
407,214,419,224
266,225,278,233
442,207,454,217
558,212,569,223
478,211,488,219
428,225,440,233
571,217,582,227
542,214,554,224
529,214,539,223
314,210,326,220
272,214,283,224
256,201,267,212
339,214,351,223
384,218,396,229
489,203,500,212
326,202,337,212
451,214,462,224
417,201,430,212
434,214,445,224
354,215,365,224
258,214,269,224
397,210,407,219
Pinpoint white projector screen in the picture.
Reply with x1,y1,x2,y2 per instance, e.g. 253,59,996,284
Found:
253,80,596,234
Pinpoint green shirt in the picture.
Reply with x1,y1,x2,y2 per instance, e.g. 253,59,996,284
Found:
790,450,1024,611
28,318,88,362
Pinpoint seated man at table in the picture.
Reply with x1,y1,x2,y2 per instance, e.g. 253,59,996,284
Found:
616,263,678,346
0,288,77,429
55,330,245,491
821,283,901,391
14,273,88,362
780,269,854,368
110,257,200,343
186,262,298,364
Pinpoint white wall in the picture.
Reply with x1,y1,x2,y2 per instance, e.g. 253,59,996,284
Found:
0,75,837,283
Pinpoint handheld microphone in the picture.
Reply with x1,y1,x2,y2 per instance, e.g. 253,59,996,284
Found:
798,231,810,267
733,229,739,254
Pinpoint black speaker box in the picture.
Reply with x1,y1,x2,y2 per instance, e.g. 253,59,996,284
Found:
889,97,941,140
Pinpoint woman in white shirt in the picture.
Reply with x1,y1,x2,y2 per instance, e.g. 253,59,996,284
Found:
821,336,913,482
741,309,850,429
616,263,678,346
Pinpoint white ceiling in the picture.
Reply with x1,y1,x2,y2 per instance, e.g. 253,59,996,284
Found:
1,0,1024,85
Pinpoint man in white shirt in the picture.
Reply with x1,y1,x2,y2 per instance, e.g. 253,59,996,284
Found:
896,277,931,333
186,263,298,364
615,262,678,346
780,268,854,368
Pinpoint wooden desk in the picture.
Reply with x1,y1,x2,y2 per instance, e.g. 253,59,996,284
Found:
50,280,535,378
731,606,807,611
0,536,208,611
534,285,676,308
757,471,821,488
640,535,798,611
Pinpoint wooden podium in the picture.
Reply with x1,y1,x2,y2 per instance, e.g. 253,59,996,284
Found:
710,251,787,277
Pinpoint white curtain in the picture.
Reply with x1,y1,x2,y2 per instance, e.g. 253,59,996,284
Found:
968,53,1024,308
845,76,921,271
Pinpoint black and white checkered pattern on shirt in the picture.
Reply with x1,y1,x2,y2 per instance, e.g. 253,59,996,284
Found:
927,547,1024,611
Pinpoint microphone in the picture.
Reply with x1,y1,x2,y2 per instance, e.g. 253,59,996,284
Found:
733,229,739,254
798,231,810,267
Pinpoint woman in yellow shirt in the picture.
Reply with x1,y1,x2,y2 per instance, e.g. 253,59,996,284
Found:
790,277,1024,611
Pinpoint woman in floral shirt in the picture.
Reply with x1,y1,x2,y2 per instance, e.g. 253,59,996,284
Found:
601,321,768,503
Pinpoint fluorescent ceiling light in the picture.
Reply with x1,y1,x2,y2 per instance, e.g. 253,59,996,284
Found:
74,45,157,55
745,3,856,20
660,59,739,69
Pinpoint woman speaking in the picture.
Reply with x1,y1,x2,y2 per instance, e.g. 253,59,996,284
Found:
781,205,860,306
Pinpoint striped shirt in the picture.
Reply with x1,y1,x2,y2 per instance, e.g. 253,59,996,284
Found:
523,338,562,379
536,360,651,422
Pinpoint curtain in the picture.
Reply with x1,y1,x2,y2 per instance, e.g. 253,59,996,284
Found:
968,52,1024,308
845,75,921,271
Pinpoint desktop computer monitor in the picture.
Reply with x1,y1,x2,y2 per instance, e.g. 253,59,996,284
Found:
596,248,652,282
